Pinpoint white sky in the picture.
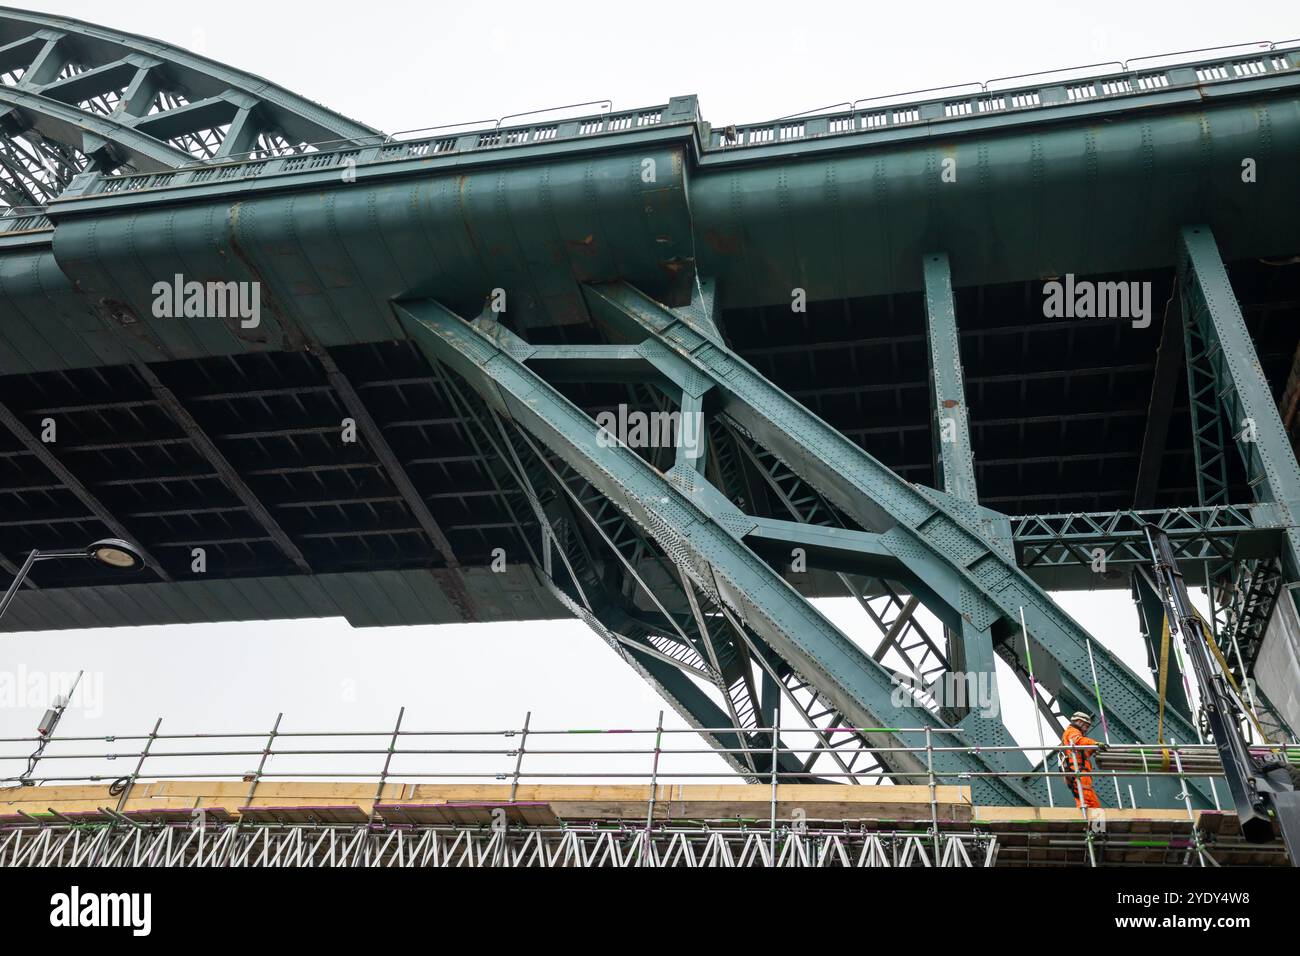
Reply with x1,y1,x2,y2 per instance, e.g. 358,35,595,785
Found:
0,0,1271,785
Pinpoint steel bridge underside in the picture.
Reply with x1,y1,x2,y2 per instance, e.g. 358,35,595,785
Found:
2,11,1300,807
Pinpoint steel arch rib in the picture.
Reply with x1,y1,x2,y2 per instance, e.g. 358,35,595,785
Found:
0,84,193,170
0,8,378,142
580,280,1212,806
395,298,1034,805
0,7,380,197
437,370,772,780
424,321,809,782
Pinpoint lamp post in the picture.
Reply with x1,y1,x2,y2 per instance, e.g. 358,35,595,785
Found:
0,538,146,622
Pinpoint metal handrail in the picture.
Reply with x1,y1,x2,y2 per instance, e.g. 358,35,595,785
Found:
171,101,617,171
76,98,681,203
495,99,611,129
3,717,1293,802
713,38,1300,149
983,61,1125,90
1123,40,1272,71
852,82,983,110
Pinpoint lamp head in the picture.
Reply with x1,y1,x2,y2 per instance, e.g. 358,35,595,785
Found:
86,538,145,571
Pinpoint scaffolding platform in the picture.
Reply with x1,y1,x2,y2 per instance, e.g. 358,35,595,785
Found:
1,781,1289,867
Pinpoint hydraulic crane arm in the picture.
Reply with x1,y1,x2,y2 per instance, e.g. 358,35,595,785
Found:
1142,524,1300,861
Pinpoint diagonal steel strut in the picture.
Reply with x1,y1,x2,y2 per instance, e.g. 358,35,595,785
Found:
582,280,1213,808
396,299,1033,803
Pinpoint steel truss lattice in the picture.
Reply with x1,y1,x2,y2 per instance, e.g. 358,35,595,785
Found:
0,8,379,213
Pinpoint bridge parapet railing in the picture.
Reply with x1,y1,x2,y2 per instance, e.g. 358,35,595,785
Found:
0,205,51,234
44,41,1300,203
708,41,1300,149
76,97,698,200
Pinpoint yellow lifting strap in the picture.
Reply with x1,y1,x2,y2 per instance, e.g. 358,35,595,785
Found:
1194,611,1272,743
1157,609,1273,754
1156,613,1172,771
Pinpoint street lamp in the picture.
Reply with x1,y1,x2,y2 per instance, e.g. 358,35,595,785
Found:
0,537,146,622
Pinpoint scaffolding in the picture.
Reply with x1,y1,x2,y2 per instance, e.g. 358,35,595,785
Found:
2,714,1295,867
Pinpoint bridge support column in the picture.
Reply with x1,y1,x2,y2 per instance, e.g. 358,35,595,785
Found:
921,253,1009,730
923,253,979,505
1178,225,1300,736
1178,225,1300,581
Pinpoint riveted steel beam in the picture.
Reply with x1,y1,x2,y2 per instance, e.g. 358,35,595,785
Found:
923,253,978,505
583,280,1211,808
0,84,193,171
1177,226,1300,729
1178,225,1300,584
426,342,811,782
396,299,1034,804
919,253,1015,727
423,350,751,771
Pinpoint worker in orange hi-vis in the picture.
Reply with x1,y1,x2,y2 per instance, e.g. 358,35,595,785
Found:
1060,711,1108,809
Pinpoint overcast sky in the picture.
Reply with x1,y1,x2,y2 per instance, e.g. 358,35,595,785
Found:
0,0,1276,786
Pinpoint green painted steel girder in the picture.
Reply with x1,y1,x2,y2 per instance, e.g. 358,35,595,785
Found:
918,252,1013,742
691,94,1300,310
0,84,194,171
581,279,1210,808
438,371,801,781
1178,225,1300,585
0,8,378,149
922,252,978,505
394,299,1036,804
1011,505,1279,573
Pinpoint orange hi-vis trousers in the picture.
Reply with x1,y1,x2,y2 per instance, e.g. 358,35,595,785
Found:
1062,724,1101,809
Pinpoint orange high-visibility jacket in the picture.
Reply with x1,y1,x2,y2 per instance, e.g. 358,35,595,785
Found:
1061,724,1099,774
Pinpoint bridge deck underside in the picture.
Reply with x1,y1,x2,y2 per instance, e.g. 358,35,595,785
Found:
716,259,1300,516
1,258,1297,624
